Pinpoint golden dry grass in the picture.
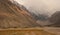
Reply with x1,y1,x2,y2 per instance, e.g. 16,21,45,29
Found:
0,28,55,35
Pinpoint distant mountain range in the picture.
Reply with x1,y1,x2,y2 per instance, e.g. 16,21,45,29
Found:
12,0,49,21
13,0,60,27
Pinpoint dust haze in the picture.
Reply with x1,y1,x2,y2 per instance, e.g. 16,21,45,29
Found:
14,0,60,17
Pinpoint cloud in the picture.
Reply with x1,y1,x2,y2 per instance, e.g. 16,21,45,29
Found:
14,0,60,16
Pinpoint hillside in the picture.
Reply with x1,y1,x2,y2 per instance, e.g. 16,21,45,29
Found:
0,0,41,28
48,11,60,27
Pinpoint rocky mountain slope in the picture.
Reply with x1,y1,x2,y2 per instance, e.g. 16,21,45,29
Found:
48,11,60,27
0,0,41,28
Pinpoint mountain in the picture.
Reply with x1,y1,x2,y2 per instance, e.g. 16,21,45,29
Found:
32,14,48,21
13,0,49,21
0,0,41,28
48,11,60,27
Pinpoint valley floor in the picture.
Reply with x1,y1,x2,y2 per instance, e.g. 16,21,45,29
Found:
0,27,60,35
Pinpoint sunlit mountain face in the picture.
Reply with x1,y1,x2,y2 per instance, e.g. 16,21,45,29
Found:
13,0,60,17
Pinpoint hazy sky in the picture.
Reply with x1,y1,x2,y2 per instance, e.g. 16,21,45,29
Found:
14,0,60,16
